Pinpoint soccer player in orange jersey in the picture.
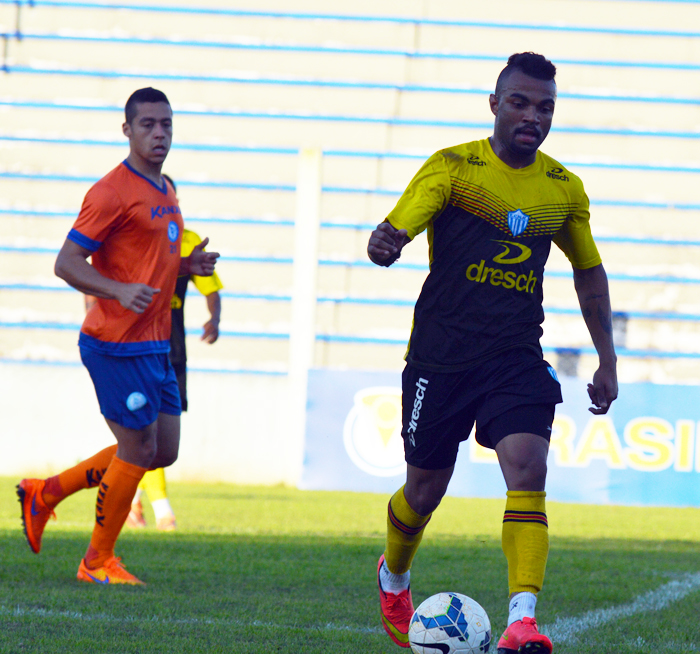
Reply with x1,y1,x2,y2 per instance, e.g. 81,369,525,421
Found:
16,88,219,585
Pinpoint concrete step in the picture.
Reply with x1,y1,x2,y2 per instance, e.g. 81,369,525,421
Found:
7,31,700,106
3,60,698,136
13,0,700,62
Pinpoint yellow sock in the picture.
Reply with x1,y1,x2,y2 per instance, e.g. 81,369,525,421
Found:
385,485,431,575
141,468,168,502
501,491,549,595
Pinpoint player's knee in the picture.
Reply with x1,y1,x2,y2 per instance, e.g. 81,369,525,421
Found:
137,440,158,467
158,450,178,468
151,444,179,468
405,482,447,516
506,458,548,491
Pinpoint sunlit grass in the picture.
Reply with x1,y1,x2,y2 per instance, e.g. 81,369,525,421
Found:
1,479,698,653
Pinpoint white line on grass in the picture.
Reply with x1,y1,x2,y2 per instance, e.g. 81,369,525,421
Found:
0,605,384,635
4,574,699,646
542,572,700,645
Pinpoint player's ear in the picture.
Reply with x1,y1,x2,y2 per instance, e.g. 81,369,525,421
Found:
489,94,499,117
122,121,131,138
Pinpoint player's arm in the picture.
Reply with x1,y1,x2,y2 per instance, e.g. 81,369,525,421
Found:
572,263,618,415
180,236,220,276
202,291,221,343
368,153,450,267
54,238,159,314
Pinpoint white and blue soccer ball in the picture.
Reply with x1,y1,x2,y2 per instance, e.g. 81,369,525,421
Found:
409,592,491,654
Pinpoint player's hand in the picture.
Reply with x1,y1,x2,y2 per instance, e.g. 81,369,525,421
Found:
367,222,410,266
587,364,618,414
188,237,220,276
116,284,160,314
202,318,219,344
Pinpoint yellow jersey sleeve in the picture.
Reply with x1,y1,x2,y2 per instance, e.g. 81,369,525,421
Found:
180,228,224,296
385,152,451,240
552,191,602,270
192,270,224,296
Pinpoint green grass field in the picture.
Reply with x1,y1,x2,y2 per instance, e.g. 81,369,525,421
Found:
1,477,699,653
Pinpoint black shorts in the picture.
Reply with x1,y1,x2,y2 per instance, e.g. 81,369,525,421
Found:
401,348,562,469
172,361,188,412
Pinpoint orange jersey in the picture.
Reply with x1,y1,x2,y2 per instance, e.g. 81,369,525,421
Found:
69,161,184,355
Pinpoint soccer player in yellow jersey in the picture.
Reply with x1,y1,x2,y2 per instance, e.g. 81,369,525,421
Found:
368,53,618,653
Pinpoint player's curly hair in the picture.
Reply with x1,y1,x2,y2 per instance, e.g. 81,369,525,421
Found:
124,87,170,124
495,52,556,96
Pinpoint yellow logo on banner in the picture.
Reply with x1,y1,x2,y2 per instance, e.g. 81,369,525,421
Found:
343,387,406,477
470,414,700,473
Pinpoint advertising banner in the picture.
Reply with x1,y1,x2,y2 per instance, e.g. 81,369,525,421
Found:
299,369,700,507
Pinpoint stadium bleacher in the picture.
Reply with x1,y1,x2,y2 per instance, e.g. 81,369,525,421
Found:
1,0,699,385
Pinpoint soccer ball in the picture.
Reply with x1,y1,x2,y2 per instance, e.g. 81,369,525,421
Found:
409,592,491,654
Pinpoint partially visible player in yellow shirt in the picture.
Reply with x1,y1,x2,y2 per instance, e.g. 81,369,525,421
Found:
128,175,223,531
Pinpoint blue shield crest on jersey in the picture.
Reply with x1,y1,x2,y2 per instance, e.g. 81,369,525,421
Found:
507,209,530,237
168,220,179,243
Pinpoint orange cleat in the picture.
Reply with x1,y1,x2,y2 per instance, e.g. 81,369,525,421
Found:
377,555,413,648
16,478,56,554
497,617,552,654
126,499,146,528
77,556,145,586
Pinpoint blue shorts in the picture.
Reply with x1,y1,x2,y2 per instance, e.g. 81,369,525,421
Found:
80,348,182,430
402,347,562,468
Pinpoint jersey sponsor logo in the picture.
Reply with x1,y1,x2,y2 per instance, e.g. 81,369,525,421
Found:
406,378,429,447
507,208,530,236
466,154,486,166
342,386,406,477
546,166,570,182
466,260,538,293
465,239,538,293
151,205,181,220
492,240,532,265
168,221,180,243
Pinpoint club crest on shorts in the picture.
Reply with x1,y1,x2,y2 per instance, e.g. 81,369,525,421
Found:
342,387,406,477
507,208,530,237
126,392,147,412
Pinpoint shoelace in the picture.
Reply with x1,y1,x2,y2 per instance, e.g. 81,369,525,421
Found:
386,591,412,617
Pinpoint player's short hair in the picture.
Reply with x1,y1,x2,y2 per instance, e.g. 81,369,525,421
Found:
162,173,177,194
124,87,171,124
495,52,556,96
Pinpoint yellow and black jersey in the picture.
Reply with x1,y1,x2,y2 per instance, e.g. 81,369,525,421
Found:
386,138,601,372
169,229,224,367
